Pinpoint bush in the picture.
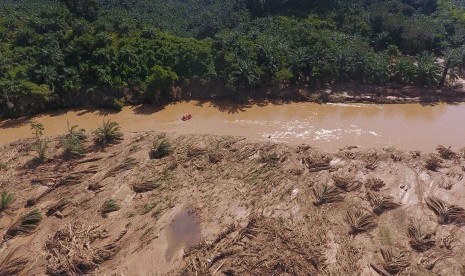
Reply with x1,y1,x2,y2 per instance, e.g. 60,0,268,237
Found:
112,98,125,111
61,135,86,158
0,191,15,212
101,198,120,215
30,122,49,161
93,120,123,147
61,122,87,158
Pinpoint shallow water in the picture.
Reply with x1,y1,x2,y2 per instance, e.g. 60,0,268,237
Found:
165,206,201,262
1,101,464,151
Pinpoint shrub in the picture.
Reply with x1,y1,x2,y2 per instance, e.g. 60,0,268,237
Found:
346,209,377,235
93,120,123,147
31,122,49,161
101,198,120,215
149,134,172,159
60,135,86,158
312,184,344,206
0,191,15,212
67,122,87,141
0,163,7,170
6,209,43,238
112,98,125,111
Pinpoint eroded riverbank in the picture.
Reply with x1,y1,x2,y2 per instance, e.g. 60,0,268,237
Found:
0,133,465,275
1,101,464,151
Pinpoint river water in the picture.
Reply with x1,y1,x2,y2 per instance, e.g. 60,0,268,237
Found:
1,101,464,151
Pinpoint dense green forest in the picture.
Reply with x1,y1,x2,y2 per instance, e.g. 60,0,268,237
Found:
2,0,465,117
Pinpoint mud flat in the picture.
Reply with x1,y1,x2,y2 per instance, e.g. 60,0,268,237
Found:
0,133,465,275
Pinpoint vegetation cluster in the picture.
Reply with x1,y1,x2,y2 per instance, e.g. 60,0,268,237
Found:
2,0,465,117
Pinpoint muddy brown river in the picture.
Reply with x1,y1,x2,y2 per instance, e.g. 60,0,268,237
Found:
1,101,464,151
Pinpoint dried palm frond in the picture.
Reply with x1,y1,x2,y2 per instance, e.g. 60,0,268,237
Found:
380,248,410,274
367,192,400,215
5,209,42,238
132,180,160,193
312,184,344,206
104,157,138,178
425,155,441,171
47,197,72,216
93,243,119,264
407,224,435,252
332,174,361,192
0,249,29,276
425,196,465,225
346,209,377,235
365,178,385,191
436,145,456,160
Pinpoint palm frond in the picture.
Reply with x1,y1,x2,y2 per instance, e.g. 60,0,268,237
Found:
93,120,123,146
346,209,377,235
425,196,465,225
365,178,385,191
101,198,120,215
332,174,361,192
0,249,29,276
380,248,410,274
367,192,400,215
312,184,344,206
6,209,42,238
407,224,435,252
0,191,15,212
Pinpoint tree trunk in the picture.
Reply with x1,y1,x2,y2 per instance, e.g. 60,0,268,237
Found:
440,60,450,87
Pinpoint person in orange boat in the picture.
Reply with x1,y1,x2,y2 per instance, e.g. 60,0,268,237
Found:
182,114,192,121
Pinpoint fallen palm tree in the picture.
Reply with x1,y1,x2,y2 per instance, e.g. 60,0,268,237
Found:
179,216,324,275
46,222,128,275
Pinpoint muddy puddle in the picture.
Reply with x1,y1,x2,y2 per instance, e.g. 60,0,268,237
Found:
1,101,465,151
165,206,201,262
